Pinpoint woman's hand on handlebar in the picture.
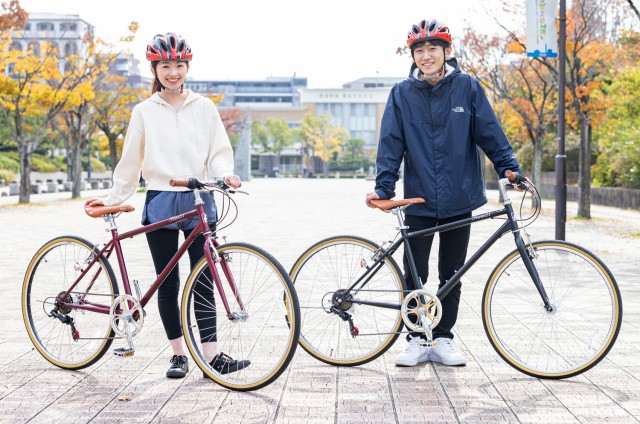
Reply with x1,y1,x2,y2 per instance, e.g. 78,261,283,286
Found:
224,175,242,189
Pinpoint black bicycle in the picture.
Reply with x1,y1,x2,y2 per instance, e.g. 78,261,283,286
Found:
289,172,622,379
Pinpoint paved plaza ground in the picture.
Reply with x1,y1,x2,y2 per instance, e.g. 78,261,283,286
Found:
1,178,639,423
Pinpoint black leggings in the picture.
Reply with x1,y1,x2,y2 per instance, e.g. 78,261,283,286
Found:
403,212,472,340
146,228,217,342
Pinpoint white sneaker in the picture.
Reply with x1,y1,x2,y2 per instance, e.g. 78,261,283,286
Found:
395,336,430,367
429,337,467,366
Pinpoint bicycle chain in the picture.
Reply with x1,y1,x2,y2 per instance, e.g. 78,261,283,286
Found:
333,289,416,336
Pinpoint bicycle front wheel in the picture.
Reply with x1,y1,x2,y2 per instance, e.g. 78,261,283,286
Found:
483,240,622,379
22,236,118,370
290,236,406,366
182,242,300,391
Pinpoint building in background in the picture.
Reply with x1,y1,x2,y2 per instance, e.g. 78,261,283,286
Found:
11,11,403,178
108,52,151,89
11,12,94,74
300,77,400,156
184,75,400,176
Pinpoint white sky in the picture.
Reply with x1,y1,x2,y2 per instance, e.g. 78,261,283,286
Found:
19,0,510,88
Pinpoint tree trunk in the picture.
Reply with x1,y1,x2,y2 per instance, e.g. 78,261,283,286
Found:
108,133,119,170
577,115,591,218
18,145,32,204
71,134,83,199
532,133,543,208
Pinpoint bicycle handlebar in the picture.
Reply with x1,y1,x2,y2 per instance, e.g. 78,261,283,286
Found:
169,177,226,190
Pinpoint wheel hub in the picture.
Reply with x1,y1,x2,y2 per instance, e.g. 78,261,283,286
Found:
332,289,353,311
56,291,73,314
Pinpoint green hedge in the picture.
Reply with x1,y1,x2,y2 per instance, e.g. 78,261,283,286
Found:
0,152,19,171
0,169,16,183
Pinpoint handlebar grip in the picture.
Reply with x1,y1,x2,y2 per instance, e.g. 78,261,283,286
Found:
169,179,189,187
169,178,200,190
505,170,525,184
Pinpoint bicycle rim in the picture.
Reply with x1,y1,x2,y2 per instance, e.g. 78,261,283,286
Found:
22,236,117,369
290,236,405,366
483,240,622,379
182,242,300,391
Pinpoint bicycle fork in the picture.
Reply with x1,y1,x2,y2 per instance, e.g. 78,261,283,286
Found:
513,231,554,312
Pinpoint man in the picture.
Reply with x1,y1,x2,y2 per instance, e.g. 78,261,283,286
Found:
365,19,521,367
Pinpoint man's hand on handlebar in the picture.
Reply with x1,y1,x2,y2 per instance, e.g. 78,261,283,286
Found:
505,170,528,191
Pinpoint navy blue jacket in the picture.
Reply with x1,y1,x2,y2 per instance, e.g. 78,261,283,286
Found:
374,58,520,218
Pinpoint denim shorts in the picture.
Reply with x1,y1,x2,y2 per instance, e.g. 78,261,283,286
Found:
142,190,218,230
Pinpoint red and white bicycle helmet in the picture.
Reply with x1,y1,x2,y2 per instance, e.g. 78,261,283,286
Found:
406,19,452,48
146,32,193,61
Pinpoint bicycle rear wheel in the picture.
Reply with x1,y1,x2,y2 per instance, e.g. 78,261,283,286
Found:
182,242,300,391
290,236,406,366
483,240,622,379
22,236,118,369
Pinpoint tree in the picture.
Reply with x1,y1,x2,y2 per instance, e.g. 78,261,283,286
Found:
0,39,96,203
467,0,634,218
60,23,140,198
93,73,145,170
203,93,245,150
592,64,640,188
251,117,294,154
461,30,558,192
300,113,349,176
331,138,371,172
0,0,26,31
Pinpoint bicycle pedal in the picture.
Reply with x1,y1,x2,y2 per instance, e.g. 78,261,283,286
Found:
113,347,135,357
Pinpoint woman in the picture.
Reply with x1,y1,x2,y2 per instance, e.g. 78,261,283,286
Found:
87,32,249,378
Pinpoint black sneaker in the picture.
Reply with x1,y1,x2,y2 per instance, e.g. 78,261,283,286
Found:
166,355,189,378
203,352,250,377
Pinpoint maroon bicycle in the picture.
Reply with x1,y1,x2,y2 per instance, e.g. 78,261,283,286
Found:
22,178,300,391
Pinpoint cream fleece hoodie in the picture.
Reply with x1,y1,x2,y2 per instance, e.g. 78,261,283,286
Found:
104,90,234,206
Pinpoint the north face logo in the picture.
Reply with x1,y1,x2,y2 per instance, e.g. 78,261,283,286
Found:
452,106,465,113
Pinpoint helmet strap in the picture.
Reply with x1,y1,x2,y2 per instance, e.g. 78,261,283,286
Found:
422,64,446,83
162,86,183,94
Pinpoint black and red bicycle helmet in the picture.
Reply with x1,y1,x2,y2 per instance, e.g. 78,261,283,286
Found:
406,19,452,48
146,32,193,61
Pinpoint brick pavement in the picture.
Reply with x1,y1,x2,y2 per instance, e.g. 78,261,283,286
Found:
1,178,639,423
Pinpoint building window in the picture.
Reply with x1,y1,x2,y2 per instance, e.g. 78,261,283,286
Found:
24,23,31,30
317,103,343,127
36,22,55,31
47,42,59,56
64,42,78,57
60,22,78,31
28,42,40,56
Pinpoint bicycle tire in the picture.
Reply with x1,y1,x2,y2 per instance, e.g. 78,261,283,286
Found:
289,236,406,366
182,242,300,391
22,236,118,370
483,240,622,379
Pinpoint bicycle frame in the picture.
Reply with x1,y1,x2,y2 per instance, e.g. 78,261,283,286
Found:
56,190,244,317
346,179,552,312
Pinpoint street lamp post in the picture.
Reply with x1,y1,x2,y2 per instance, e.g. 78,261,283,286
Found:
555,0,567,240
